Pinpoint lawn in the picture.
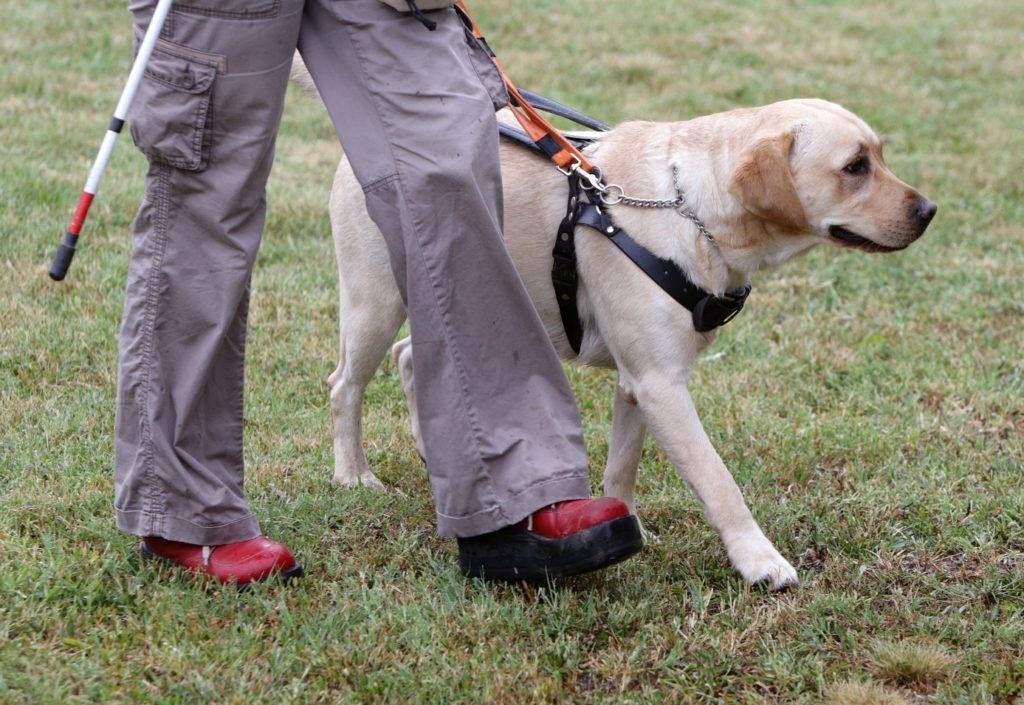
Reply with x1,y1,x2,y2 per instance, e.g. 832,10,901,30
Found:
1,0,1021,703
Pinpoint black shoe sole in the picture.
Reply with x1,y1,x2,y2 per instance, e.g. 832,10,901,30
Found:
457,515,643,582
140,542,304,585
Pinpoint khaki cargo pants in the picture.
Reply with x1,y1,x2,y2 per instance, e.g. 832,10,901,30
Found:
114,0,590,544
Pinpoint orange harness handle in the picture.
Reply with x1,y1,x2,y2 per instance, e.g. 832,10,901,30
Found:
455,1,598,176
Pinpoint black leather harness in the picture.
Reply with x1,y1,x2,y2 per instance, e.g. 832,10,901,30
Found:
497,100,751,355
551,172,750,353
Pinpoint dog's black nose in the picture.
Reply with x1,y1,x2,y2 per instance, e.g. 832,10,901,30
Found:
915,197,938,224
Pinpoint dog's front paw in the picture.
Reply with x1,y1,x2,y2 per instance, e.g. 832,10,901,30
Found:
726,533,799,591
333,470,386,490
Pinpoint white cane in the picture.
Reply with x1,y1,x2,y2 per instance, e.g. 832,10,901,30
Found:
49,0,174,281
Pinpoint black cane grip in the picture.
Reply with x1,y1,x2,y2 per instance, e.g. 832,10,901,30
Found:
49,231,78,281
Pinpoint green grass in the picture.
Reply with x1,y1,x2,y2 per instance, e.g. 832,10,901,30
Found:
2,0,1022,703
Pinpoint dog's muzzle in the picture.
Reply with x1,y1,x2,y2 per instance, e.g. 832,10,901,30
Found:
829,196,938,253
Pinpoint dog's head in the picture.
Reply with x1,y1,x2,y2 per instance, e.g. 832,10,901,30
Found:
728,99,936,254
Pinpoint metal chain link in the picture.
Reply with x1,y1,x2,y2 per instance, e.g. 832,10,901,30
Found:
576,164,716,244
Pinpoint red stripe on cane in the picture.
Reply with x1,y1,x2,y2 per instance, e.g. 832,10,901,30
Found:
69,192,95,235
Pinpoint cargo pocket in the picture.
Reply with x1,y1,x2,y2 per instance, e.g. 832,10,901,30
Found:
129,49,217,172
166,0,279,19
377,0,457,10
129,0,278,19
462,28,509,110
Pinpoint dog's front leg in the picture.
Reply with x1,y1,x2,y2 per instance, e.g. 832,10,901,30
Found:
626,373,799,590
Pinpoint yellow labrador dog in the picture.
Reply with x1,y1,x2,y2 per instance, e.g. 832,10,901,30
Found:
325,99,936,589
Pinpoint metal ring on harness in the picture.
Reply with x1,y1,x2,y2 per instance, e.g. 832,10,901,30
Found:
598,184,624,206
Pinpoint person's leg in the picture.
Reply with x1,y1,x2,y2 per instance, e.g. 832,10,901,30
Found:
299,2,642,579
298,1,591,537
114,0,305,580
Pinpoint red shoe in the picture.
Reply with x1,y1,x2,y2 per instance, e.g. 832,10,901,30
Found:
140,535,303,585
457,497,643,581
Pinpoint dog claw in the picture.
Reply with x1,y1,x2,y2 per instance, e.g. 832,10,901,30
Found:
637,518,661,545
333,471,386,490
726,532,799,590
757,565,800,591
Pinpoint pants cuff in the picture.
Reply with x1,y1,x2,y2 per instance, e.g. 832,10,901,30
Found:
436,473,592,538
115,506,263,545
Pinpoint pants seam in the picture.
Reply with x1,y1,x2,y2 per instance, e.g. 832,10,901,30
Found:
232,281,250,474
362,173,400,194
139,165,174,536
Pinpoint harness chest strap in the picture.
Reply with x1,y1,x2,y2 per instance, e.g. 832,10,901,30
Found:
553,175,752,354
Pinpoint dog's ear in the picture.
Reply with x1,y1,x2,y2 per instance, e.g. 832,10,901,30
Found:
728,131,806,232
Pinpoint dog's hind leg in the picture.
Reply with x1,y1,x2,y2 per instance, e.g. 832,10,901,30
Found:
390,336,426,461
328,157,407,489
604,384,659,544
603,384,647,515
328,289,405,488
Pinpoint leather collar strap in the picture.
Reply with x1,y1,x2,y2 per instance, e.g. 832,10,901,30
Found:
553,175,751,353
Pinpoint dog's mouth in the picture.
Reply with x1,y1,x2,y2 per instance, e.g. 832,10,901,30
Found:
828,225,905,253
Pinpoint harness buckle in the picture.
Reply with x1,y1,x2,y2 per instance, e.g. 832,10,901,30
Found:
556,154,582,178
558,157,609,197
690,286,751,333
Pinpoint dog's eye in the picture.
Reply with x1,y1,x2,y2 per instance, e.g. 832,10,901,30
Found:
843,157,870,176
